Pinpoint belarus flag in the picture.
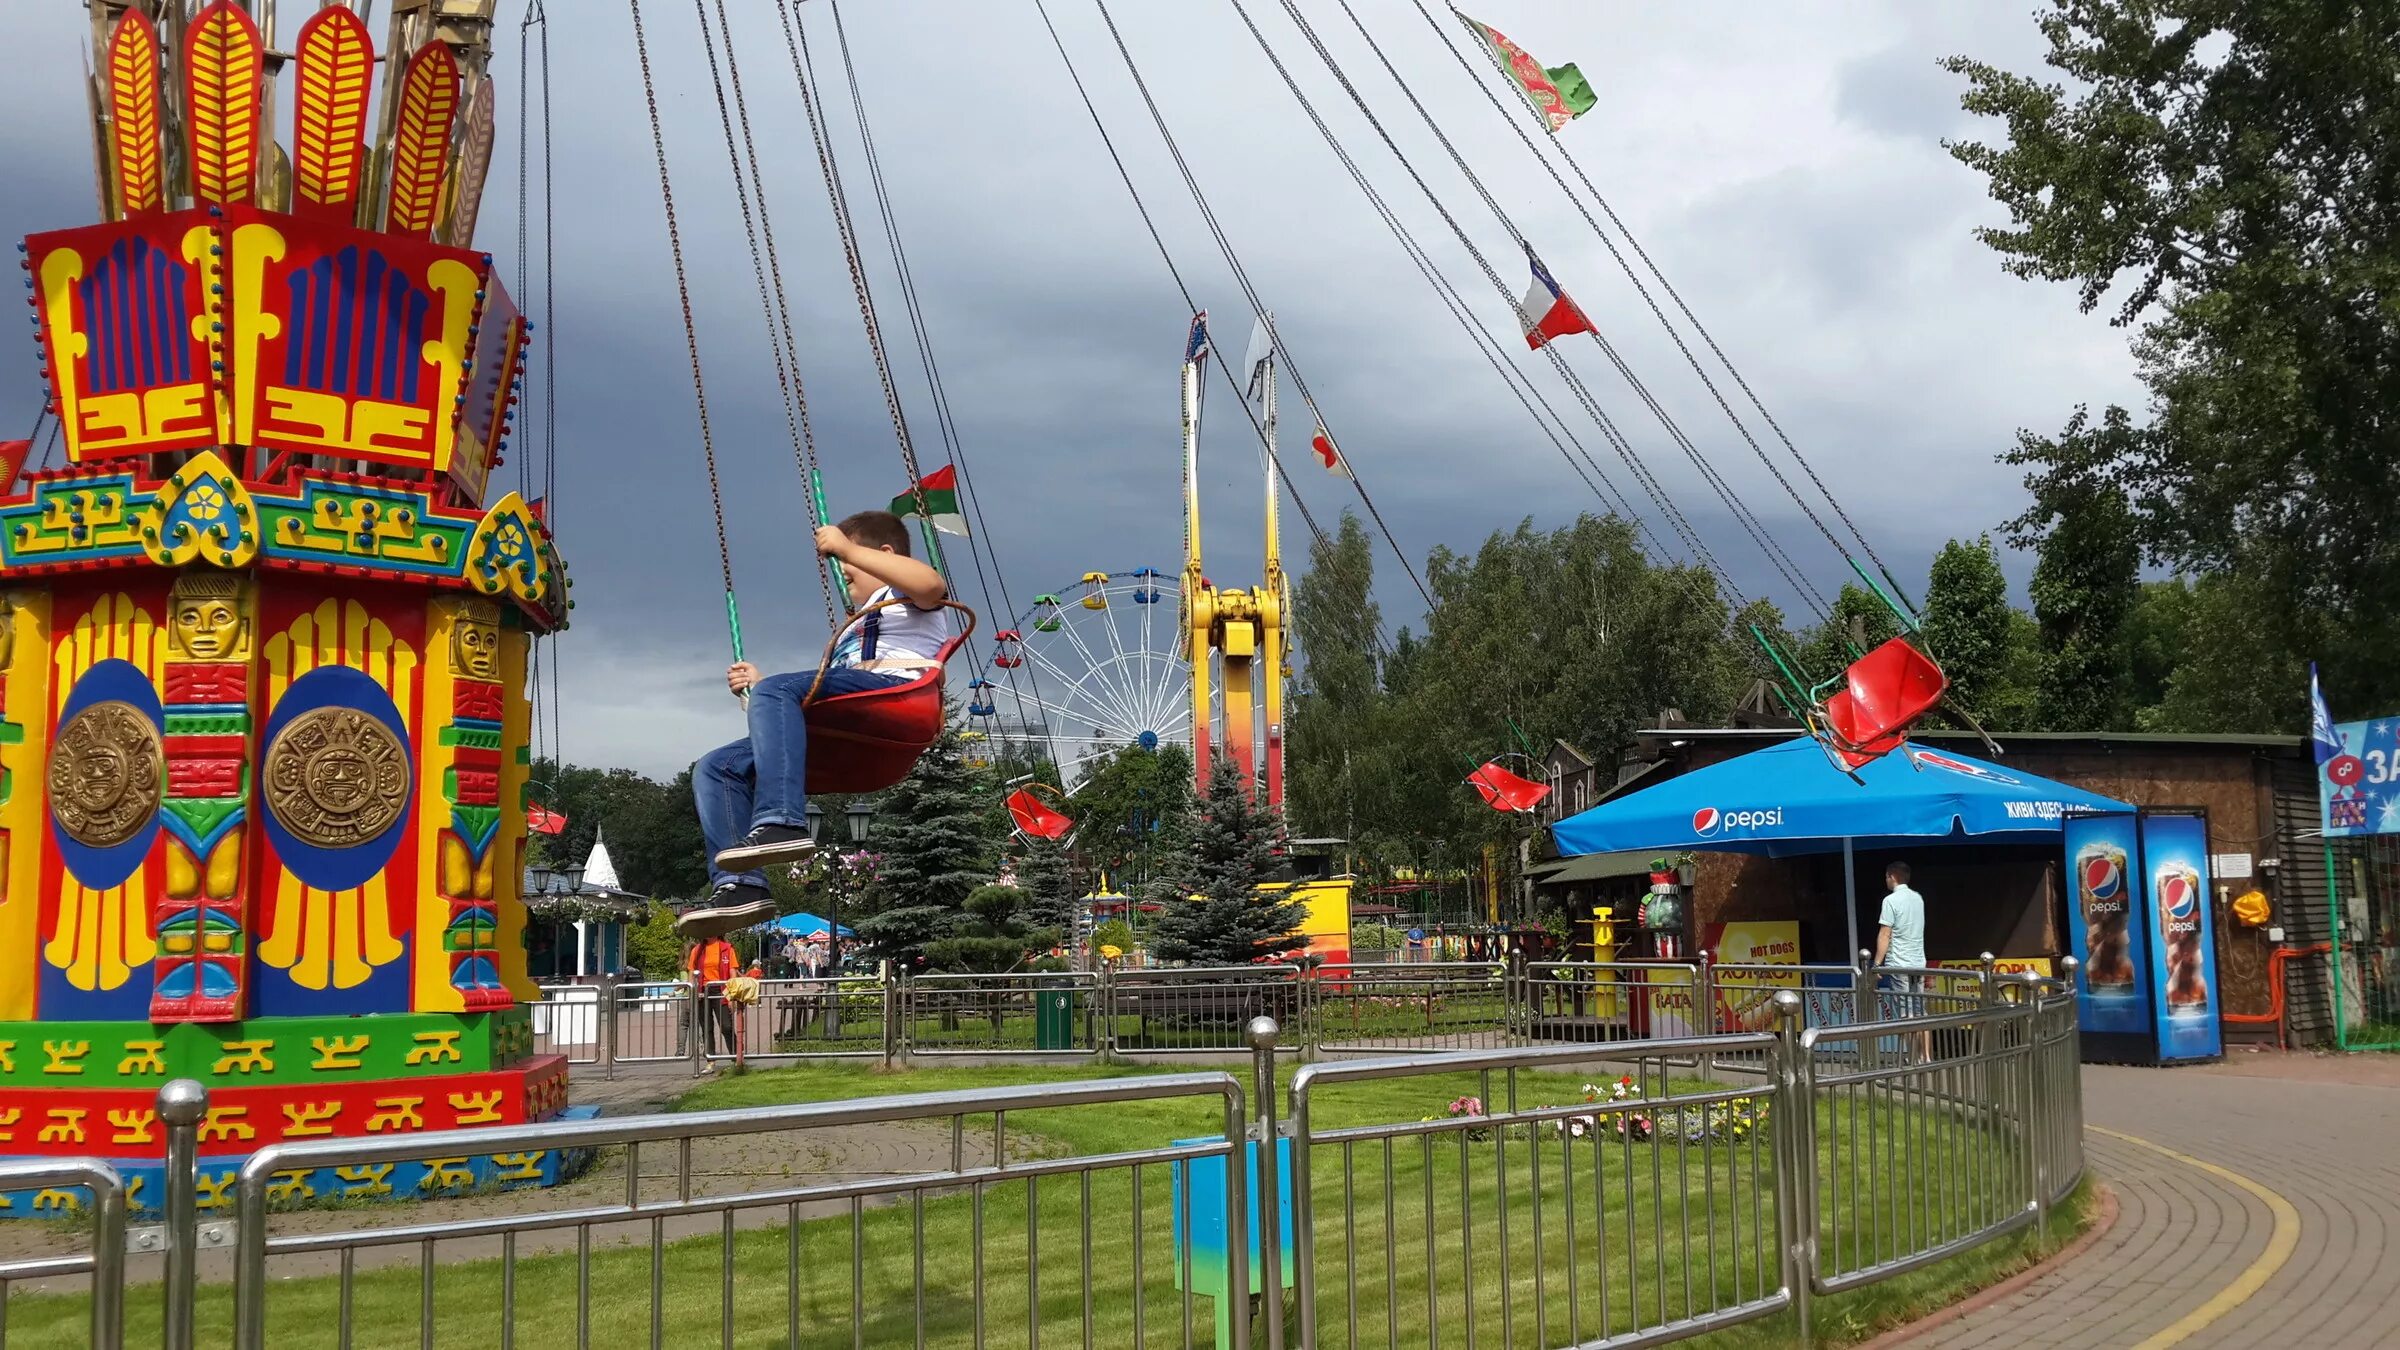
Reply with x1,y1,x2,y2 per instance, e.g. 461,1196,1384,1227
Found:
1518,251,1594,350
890,464,970,537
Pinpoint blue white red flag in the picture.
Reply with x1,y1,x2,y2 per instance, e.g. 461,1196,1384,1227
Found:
1517,249,1594,349
1184,311,1212,365
2310,662,2345,765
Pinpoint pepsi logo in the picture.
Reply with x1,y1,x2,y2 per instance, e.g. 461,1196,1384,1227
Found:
2081,854,2121,899
2159,871,2198,919
1692,806,1784,837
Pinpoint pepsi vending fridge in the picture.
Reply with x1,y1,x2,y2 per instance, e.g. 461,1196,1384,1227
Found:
2062,809,2223,1064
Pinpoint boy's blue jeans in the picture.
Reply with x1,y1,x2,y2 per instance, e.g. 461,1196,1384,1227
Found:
695,668,908,889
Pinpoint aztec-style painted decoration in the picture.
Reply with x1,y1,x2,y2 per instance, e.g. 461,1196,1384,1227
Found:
104,13,167,218
4,0,574,1217
290,6,376,225
383,43,461,239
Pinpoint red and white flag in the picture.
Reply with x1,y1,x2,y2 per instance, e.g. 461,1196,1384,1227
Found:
527,804,567,836
1310,424,1351,479
1517,251,1594,349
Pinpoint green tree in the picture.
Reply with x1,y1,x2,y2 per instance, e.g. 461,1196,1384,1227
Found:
525,761,706,900
1014,831,1079,936
1796,583,1903,688
854,722,995,968
923,884,1052,974
1067,742,1193,890
1919,536,2016,722
1146,768,1307,966
2022,463,2140,730
622,902,685,978
1946,2,2400,716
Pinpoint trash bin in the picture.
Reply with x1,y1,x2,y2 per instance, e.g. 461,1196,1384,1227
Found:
1036,987,1079,1050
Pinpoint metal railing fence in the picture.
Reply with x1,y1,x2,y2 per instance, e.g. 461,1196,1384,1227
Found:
4,976,2082,1350
516,952,2025,1077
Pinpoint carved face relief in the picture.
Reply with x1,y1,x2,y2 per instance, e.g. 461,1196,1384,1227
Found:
168,575,251,662
450,605,500,680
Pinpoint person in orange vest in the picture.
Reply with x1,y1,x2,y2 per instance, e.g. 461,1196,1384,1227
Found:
687,936,740,1059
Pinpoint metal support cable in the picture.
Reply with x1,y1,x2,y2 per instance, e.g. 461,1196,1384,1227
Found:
1026,0,1423,646
1417,0,1916,613
625,0,741,657
825,0,1067,777
689,0,842,632
1274,0,1830,620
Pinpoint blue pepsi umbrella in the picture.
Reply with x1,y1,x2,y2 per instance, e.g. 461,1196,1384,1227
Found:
761,911,856,938
1555,739,2132,858
1553,738,2132,960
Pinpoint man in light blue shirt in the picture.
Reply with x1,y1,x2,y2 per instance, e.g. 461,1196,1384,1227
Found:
1874,861,1930,1061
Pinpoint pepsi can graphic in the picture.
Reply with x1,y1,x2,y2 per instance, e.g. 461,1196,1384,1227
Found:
2155,860,2210,1015
2075,842,2135,994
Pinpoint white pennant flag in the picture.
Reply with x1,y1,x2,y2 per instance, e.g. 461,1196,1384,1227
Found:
1242,314,1274,405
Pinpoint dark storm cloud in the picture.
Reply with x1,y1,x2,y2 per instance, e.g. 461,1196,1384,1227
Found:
0,2,2141,776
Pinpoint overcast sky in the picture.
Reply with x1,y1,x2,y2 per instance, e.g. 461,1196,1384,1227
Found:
0,2,2139,780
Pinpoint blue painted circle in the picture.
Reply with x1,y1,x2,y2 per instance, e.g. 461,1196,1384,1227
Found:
1136,730,1160,752
50,658,166,890
258,666,415,891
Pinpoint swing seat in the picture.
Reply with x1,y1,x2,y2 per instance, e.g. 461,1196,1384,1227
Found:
1468,760,1551,814
800,600,979,795
1820,637,1945,760
1006,786,1074,841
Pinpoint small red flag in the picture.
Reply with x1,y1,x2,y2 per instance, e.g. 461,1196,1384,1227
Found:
527,803,567,835
0,440,30,488
1310,424,1351,479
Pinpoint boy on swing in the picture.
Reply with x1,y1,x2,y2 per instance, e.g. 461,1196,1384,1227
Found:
676,511,950,940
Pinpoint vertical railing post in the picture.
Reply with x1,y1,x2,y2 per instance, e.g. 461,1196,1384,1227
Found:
1095,962,1116,1064
686,976,708,1078
1696,948,1718,1080
1247,1016,1284,1350
597,971,620,1080
1506,947,1529,1045
1769,990,1813,1348
1854,949,1878,1071
2018,972,2049,1230
2057,955,2084,1183
158,1079,208,1350
1223,1054,1254,1350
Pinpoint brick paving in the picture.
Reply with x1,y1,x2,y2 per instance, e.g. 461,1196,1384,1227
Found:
1902,1051,2400,1348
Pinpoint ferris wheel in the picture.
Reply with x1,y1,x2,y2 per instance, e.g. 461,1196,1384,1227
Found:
965,568,1199,789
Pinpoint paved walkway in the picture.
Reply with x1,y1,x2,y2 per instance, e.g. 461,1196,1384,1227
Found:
1901,1050,2400,1349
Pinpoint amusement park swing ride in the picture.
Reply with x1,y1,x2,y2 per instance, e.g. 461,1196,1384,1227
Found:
0,0,1976,1222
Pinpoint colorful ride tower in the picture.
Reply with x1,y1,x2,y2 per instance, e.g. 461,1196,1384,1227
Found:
1,1,573,1218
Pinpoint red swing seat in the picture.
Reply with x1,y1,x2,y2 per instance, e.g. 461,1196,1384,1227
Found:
1819,637,1946,767
1006,784,1074,841
1468,759,1552,814
801,600,979,795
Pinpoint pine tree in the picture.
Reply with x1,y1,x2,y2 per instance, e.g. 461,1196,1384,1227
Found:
1015,832,1079,938
1147,766,1309,967
855,721,995,967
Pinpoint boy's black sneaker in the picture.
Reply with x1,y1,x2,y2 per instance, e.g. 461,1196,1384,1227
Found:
713,823,818,873
675,882,777,941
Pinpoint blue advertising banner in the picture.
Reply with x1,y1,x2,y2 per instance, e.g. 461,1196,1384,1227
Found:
2318,716,2400,837
2139,813,2222,1062
2062,812,2150,1035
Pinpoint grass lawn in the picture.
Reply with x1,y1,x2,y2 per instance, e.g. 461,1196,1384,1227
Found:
3,1061,2089,1349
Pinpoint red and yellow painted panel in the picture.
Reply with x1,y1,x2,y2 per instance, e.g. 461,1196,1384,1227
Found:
27,213,223,464
0,1055,567,1159
218,207,487,477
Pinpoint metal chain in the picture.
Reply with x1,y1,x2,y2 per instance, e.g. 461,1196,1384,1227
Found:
772,0,934,530
688,0,841,631
626,0,740,647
